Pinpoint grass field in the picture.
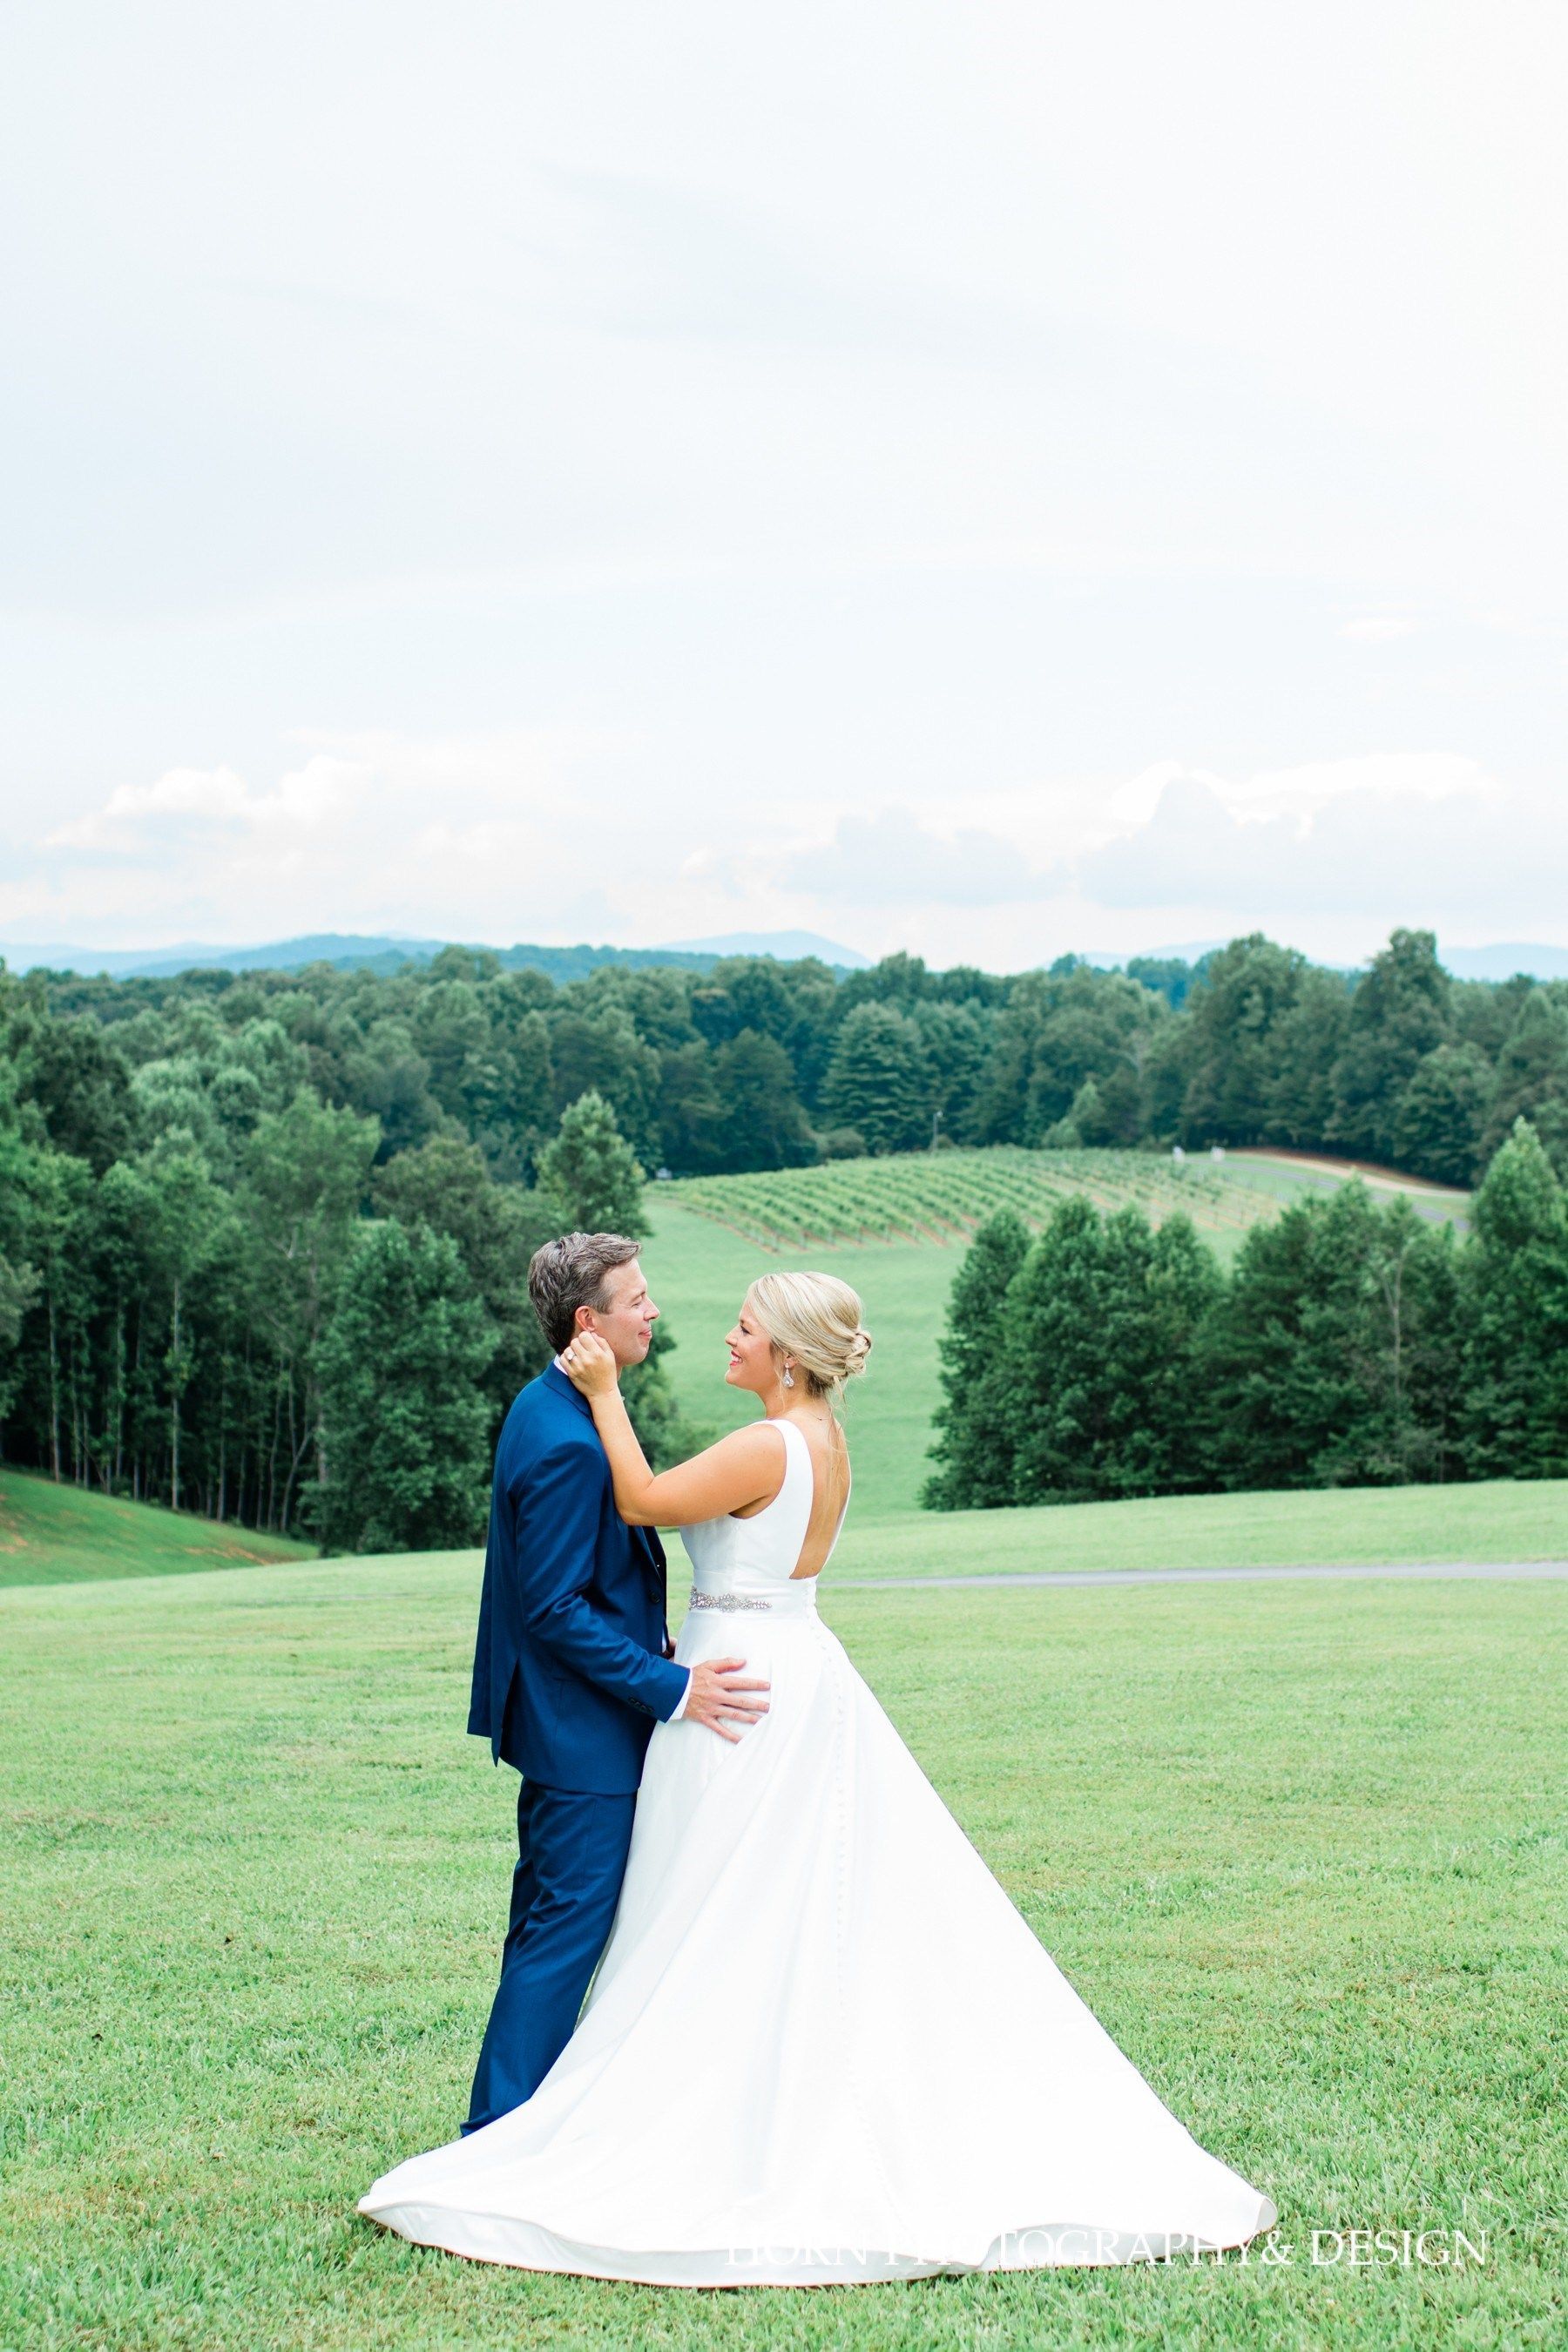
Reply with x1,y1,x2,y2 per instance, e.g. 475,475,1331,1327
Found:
10,1422,1564,1604
828,1476,1568,1578
0,1469,315,1591
3,1551,1560,2349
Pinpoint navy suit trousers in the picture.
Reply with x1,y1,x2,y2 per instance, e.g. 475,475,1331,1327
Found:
463,1777,636,2134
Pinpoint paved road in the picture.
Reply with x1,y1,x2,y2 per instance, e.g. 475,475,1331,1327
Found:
837,1559,1568,1592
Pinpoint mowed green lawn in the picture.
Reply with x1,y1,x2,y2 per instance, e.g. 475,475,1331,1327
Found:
2,1551,1561,2350
828,1477,1568,1578
0,1469,315,1590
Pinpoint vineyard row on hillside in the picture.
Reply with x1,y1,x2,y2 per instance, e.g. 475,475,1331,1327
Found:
670,1147,1285,1249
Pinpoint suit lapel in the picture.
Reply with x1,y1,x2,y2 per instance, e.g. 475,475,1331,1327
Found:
635,1520,667,1581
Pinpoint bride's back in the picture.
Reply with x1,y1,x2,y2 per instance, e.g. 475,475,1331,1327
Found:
772,1413,851,1580
681,1416,851,1596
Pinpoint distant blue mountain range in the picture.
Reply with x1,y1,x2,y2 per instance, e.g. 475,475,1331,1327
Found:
2,929,1563,985
0,929,868,983
652,929,870,966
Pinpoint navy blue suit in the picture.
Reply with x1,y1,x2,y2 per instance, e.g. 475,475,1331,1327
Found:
463,1362,688,2131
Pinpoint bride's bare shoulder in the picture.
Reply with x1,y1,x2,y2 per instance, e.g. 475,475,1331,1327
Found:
706,1420,787,1464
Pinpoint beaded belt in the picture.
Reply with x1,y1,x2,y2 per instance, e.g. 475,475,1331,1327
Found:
687,1586,774,1612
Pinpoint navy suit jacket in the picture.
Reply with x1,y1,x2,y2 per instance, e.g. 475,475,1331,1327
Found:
467,1362,689,1794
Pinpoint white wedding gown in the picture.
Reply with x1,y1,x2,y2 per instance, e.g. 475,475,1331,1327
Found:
359,1417,1277,2283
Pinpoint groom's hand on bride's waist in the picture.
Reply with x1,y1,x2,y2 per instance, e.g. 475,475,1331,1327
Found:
682,1656,770,1743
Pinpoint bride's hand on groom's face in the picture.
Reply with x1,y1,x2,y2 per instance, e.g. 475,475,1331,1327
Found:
560,1330,618,1396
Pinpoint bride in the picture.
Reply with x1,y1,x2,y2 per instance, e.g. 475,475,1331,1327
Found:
359,1269,1277,2284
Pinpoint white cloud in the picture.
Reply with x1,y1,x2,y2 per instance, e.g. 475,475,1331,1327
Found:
1106,761,1220,828
259,754,367,831
1225,752,1495,816
1075,763,1559,923
14,726,693,948
49,765,253,848
780,808,1052,909
9,724,1565,977
47,756,368,853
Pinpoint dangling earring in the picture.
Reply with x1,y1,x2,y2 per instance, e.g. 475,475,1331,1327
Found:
781,1362,795,1389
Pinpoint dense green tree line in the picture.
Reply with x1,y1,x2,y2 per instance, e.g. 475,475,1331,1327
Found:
0,982,699,1547
3,923,1566,1545
17,926,1568,1192
924,1119,1568,1510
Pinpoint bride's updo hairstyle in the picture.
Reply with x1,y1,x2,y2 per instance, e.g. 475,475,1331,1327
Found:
747,1271,872,1409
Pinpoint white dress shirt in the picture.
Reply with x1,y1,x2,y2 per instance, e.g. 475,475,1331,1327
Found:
555,1352,693,1721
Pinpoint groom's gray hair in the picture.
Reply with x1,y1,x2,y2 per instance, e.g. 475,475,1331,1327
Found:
529,1232,643,1355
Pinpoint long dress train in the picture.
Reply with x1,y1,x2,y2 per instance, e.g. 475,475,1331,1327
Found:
359,1417,1277,2283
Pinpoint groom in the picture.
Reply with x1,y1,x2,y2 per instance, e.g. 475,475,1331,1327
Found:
463,1230,769,2132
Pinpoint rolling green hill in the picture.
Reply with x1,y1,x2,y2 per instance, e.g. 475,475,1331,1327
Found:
7,1449,1565,1593
1,1149,1497,1584
10,1467,1565,1592
666,1144,1281,1251
0,1469,315,1589
645,1147,1474,1518
1220,1146,1471,1228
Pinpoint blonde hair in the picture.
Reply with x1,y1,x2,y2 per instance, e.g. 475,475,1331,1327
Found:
746,1271,872,1409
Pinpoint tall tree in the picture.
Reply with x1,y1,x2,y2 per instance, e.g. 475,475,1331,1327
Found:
15,1146,94,1484
1329,928,1452,1162
821,1004,931,1153
1195,1181,1464,1490
5,990,136,1172
375,1134,555,1431
313,1220,495,1554
0,1079,43,1434
653,1040,727,1175
922,1211,1031,1509
1477,989,1568,1177
1391,1043,1491,1186
0,1250,38,1427
710,1030,816,1170
911,999,989,1146
240,1091,381,1528
548,1004,661,1162
1179,933,1315,1146
537,1090,648,1235
998,1199,1220,1505
1458,1118,1568,1479
138,1135,230,1508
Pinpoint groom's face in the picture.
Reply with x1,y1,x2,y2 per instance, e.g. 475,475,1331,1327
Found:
578,1256,659,1369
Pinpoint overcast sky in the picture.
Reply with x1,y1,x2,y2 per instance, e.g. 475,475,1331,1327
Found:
2,1,1565,970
